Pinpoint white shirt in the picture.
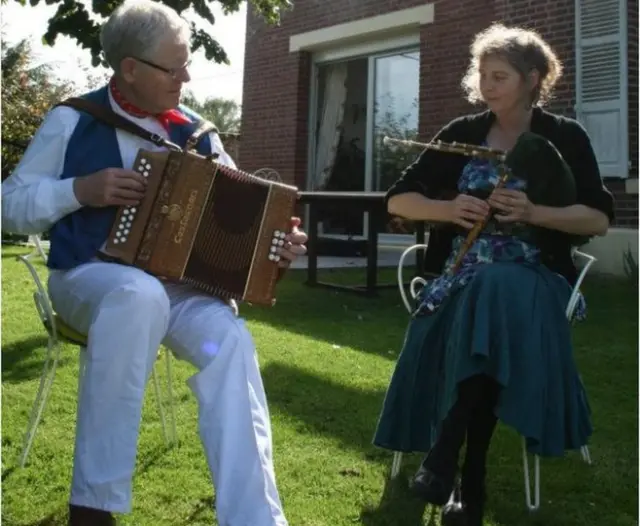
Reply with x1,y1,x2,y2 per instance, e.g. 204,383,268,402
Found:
1,89,236,236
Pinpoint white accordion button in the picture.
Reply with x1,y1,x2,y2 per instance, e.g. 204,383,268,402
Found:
272,237,278,245
270,246,276,253
137,159,149,174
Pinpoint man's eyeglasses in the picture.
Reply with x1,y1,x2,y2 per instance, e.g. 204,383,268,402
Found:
133,57,192,79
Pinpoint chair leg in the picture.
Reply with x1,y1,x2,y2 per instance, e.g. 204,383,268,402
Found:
151,364,170,446
390,452,403,479
164,350,178,444
580,445,592,465
33,235,47,263
19,336,61,467
78,347,87,391
522,437,540,511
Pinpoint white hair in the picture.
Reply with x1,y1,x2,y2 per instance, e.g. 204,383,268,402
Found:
100,0,191,71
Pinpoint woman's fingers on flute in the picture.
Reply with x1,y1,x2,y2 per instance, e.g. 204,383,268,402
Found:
487,195,511,212
455,218,475,230
450,194,489,229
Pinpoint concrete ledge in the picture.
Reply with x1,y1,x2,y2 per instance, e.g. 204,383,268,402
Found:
625,178,638,194
289,4,435,52
582,227,638,277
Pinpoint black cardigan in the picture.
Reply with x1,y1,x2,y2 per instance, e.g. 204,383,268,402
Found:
385,107,615,285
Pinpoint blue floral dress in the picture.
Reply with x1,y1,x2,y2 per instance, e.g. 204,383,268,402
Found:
373,158,592,458
414,157,587,320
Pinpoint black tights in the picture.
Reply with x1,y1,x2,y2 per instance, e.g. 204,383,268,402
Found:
423,375,500,484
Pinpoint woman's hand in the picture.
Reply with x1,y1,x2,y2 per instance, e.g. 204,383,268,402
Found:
448,194,490,229
488,188,534,223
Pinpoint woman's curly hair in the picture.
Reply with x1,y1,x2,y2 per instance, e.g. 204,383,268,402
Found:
461,23,563,107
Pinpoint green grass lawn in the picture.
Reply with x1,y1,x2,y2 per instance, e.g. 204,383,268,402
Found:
2,244,638,526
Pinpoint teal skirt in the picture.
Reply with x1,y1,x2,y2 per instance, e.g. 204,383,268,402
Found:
373,261,592,457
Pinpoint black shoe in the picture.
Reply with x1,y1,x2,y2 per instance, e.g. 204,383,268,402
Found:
460,485,486,526
69,504,116,526
450,464,487,526
441,480,468,526
411,462,456,506
441,486,485,526
441,459,487,526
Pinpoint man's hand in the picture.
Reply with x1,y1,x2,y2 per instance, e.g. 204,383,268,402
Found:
277,216,308,269
73,168,148,207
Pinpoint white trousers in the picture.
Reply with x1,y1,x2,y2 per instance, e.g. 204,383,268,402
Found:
48,261,287,525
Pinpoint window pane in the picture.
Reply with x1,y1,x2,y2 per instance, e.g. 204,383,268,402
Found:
372,50,420,234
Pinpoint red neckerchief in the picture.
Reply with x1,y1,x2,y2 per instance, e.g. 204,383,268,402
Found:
109,78,191,132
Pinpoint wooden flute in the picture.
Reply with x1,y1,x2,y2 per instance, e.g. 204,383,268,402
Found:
382,135,511,275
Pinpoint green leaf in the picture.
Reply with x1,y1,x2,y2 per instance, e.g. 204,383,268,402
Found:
10,0,291,67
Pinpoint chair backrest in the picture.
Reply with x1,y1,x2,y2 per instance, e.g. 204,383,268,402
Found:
397,244,429,313
26,234,48,263
17,255,58,339
253,168,283,182
397,244,598,317
566,249,597,320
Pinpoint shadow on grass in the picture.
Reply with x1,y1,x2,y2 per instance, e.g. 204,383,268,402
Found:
1,336,72,385
2,507,67,526
243,269,411,361
180,496,215,526
359,472,434,526
21,512,66,526
261,361,388,459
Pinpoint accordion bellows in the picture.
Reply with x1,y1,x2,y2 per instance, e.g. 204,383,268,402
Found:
102,149,299,306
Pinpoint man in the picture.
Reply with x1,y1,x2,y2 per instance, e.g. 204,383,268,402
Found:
1,1,307,525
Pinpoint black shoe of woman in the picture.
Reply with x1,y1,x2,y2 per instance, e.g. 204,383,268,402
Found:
441,466,487,526
411,461,457,506
440,480,468,526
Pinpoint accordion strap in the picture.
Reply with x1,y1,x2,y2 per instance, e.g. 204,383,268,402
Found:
56,97,182,151
185,119,219,151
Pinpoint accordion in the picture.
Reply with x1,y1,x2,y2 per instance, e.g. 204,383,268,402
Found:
101,149,299,306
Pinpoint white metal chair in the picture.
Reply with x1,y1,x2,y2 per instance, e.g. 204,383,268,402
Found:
392,243,596,511
25,234,48,263
16,254,178,468
253,168,283,182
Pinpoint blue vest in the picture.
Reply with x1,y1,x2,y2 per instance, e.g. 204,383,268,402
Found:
47,85,213,270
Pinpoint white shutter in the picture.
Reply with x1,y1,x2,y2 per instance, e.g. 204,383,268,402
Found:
575,0,628,178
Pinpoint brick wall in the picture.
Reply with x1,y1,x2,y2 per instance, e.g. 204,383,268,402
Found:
240,0,427,189
240,0,638,227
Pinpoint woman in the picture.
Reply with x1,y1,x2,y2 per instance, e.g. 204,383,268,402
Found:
373,23,614,525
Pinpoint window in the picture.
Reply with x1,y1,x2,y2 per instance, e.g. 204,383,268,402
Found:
575,0,629,178
308,47,420,239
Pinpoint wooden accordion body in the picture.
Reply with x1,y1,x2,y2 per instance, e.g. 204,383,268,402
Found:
101,149,299,306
